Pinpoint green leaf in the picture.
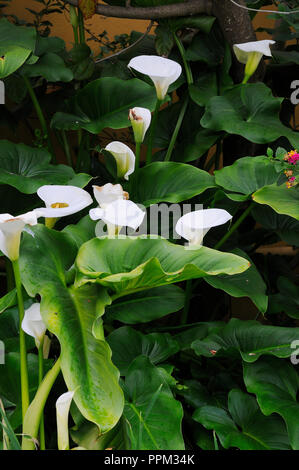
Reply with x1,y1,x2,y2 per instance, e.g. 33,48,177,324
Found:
130,162,216,206
214,156,279,196
21,52,73,82
155,24,174,56
107,326,179,375
0,18,36,78
205,249,268,313
201,83,299,149
167,15,216,34
186,28,224,65
192,318,299,361
252,205,299,246
252,184,299,220
268,276,299,319
123,356,185,450
244,357,299,450
19,225,124,432
0,289,17,314
50,77,157,133
75,236,250,295
0,353,53,430
105,285,185,324
0,140,91,194
193,388,290,450
34,35,65,56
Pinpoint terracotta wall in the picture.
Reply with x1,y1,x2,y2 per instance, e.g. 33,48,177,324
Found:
3,0,275,49
3,1,149,51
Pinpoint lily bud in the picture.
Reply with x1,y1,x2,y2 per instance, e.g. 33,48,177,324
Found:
21,303,46,349
129,107,151,143
105,141,135,180
233,40,275,84
56,391,75,451
69,5,78,29
175,209,232,248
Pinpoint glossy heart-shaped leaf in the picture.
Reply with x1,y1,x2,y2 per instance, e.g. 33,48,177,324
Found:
123,355,185,450
105,285,185,324
192,318,299,361
244,357,299,450
252,183,299,220
107,326,179,375
201,83,299,148
193,389,290,450
75,237,250,295
214,156,279,196
50,77,157,133
19,225,124,432
21,52,73,82
205,249,268,313
0,140,91,193
129,162,216,206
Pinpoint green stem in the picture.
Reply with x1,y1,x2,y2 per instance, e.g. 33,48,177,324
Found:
12,259,29,422
214,203,253,251
146,98,162,165
164,95,189,162
181,279,193,325
23,75,55,162
72,25,79,45
77,8,85,44
135,141,141,170
173,32,193,86
5,259,14,292
22,357,61,450
38,342,45,450
61,130,73,167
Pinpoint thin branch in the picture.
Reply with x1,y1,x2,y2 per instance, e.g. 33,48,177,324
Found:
95,21,154,63
64,0,212,19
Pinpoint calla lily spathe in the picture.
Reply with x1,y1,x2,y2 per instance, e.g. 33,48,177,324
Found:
56,390,75,451
129,107,151,143
0,211,38,261
233,40,275,83
21,303,46,349
90,199,145,236
128,55,182,100
175,208,232,248
92,183,128,209
34,185,93,218
105,141,135,181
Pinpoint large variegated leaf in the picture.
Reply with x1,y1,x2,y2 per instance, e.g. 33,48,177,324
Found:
19,225,124,432
75,236,250,295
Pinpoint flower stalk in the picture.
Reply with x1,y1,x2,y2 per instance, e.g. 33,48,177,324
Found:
12,259,29,421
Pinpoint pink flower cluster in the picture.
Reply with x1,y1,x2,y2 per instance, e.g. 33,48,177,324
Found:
285,150,299,165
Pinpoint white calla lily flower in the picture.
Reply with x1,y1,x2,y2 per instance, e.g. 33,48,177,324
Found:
128,55,182,100
105,141,135,180
90,199,145,236
56,390,75,451
129,107,152,143
175,209,232,248
233,40,275,83
0,211,38,261
34,185,93,218
93,183,128,209
21,303,46,349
